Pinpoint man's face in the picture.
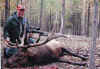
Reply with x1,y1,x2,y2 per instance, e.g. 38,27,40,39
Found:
17,9,25,17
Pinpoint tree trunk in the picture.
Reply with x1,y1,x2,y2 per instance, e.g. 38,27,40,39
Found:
81,0,86,35
21,0,22,5
40,0,43,29
60,0,65,34
5,0,10,25
52,11,59,33
86,3,90,37
49,8,52,32
97,7,100,38
16,0,19,6
88,0,99,69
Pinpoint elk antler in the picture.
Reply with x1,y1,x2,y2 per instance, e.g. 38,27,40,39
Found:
6,33,68,48
24,33,68,48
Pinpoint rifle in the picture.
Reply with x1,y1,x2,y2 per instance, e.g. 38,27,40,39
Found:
28,27,48,36
29,26,40,30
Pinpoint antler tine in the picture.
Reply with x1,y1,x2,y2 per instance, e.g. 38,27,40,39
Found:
25,34,68,48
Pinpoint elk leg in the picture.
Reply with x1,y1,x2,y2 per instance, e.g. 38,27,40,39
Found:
57,58,87,66
61,48,87,60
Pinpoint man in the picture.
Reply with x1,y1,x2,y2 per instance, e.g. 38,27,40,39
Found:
4,5,29,45
3,5,29,57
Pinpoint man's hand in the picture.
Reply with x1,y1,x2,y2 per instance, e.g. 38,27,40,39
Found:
4,39,17,47
4,39,10,46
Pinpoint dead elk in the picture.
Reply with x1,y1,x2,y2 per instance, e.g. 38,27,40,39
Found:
4,35,88,67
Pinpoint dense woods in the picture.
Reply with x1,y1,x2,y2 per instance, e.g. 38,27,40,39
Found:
0,0,100,36
0,0,100,69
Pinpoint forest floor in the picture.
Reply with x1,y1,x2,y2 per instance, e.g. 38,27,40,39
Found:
1,33,100,69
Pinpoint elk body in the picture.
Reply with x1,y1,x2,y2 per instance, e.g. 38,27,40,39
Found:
4,35,87,67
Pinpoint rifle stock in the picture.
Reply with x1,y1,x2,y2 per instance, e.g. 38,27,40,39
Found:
29,29,48,36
